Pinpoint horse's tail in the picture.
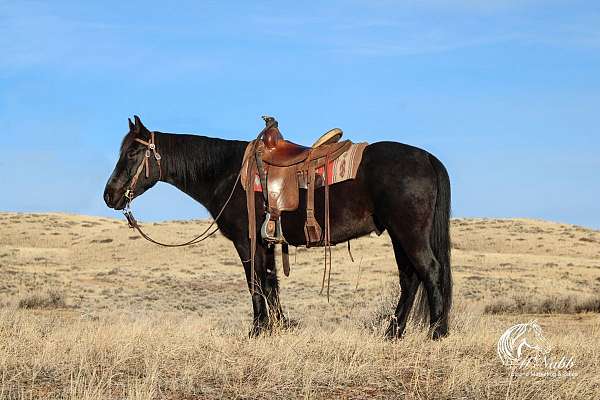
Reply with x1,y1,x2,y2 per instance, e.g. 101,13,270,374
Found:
413,154,452,326
429,154,453,323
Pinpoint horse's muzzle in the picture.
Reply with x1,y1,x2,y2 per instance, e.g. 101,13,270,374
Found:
103,187,127,210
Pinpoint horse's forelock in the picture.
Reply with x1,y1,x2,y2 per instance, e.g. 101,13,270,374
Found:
119,131,135,155
119,129,150,155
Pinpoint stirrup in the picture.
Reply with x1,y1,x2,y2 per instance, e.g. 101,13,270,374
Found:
260,212,286,244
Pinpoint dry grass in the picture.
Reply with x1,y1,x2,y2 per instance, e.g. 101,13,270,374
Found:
0,212,599,398
0,306,598,400
485,294,600,315
17,288,66,310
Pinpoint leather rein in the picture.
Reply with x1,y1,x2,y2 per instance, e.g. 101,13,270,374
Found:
122,131,240,247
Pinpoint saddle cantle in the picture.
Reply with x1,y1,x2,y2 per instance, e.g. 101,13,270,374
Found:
242,116,366,278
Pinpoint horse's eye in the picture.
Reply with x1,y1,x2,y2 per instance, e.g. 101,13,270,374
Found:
126,150,137,159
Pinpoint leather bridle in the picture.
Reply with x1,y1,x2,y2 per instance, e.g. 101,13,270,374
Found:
121,131,240,247
124,132,162,203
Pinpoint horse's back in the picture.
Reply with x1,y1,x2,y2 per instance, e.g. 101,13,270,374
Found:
358,141,441,193
361,141,437,169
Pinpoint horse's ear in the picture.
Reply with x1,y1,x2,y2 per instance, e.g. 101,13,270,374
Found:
128,118,135,132
133,115,146,134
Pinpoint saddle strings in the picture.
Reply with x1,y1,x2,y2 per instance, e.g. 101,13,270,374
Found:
319,153,333,301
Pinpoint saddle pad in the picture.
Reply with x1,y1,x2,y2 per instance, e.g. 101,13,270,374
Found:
241,142,368,192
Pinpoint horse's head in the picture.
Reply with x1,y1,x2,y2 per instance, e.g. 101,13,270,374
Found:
103,116,162,210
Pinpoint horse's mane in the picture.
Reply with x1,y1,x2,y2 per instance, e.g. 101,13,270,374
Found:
119,131,136,155
118,127,247,193
154,132,246,189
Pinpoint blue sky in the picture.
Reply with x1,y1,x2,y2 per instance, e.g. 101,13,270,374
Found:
1,1,599,228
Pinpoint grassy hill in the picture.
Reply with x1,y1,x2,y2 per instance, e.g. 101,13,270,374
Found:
0,212,599,399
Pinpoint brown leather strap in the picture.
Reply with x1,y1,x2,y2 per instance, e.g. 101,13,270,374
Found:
320,154,333,300
124,210,220,247
134,132,162,180
245,141,258,294
304,159,322,245
240,118,281,294
126,132,162,200
127,157,147,198
282,243,290,277
325,154,332,298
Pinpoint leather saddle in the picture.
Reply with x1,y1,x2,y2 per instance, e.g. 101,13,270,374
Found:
244,116,351,277
261,124,344,167
256,117,349,246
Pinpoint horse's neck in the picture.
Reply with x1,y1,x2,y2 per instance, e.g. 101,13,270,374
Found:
156,132,246,212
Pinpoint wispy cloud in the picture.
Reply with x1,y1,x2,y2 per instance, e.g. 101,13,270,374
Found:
0,1,220,77
245,0,600,56
2,0,598,73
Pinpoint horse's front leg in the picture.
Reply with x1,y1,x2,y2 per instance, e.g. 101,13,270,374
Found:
264,246,288,328
252,245,290,333
234,240,271,336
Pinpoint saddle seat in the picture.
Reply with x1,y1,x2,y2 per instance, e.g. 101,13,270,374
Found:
261,126,344,167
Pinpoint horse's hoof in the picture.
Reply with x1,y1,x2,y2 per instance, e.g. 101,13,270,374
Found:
431,326,449,340
384,322,405,340
248,325,265,338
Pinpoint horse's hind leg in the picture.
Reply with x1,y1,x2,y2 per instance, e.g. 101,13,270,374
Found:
405,242,447,339
386,223,448,339
385,235,420,339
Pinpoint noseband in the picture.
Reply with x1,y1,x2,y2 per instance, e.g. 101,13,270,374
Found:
124,132,162,202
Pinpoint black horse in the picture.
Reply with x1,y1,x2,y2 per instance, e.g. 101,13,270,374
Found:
104,116,452,339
